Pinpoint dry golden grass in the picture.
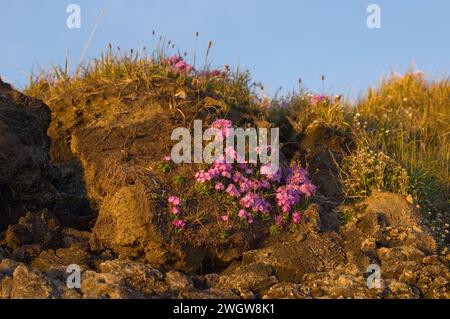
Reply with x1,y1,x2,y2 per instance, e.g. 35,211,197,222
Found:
25,45,259,116
353,72,449,214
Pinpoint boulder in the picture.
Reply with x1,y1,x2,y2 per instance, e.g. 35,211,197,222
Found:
242,232,346,282
3,210,61,252
0,263,56,299
165,270,194,291
89,184,205,271
341,191,438,270
215,262,278,294
68,102,269,271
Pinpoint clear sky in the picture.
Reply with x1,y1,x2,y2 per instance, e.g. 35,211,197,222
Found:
1,0,449,98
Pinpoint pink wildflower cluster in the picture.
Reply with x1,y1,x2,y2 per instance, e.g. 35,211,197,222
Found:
211,119,233,141
167,55,194,74
275,163,316,213
311,94,333,106
193,119,316,229
199,69,224,78
168,195,185,229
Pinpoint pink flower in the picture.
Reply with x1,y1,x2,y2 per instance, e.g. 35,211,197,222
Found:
251,179,261,191
185,64,194,73
311,94,331,106
168,196,181,206
163,155,171,161
226,184,241,197
233,171,244,183
169,55,181,65
238,177,252,192
172,219,186,229
240,192,271,213
171,207,180,215
221,215,229,222
211,119,232,129
215,182,225,191
275,214,284,226
211,119,233,141
299,182,316,197
261,164,282,182
238,163,248,171
200,69,223,78
286,163,308,185
221,171,232,178
238,209,247,219
195,171,212,183
260,180,270,189
224,146,238,161
292,212,301,224
174,60,187,70
276,186,300,213
312,94,324,106
174,60,194,74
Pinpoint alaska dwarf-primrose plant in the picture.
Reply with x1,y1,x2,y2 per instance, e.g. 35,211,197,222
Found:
168,119,316,233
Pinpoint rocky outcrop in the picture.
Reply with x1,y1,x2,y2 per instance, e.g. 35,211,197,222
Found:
206,191,449,299
300,120,353,201
0,79,57,228
66,94,268,271
242,232,345,282
341,191,438,270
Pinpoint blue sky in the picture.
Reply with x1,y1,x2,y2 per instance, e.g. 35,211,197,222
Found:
1,0,449,98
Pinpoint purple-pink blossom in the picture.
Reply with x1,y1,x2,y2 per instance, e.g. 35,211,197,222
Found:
174,60,194,74
168,196,181,206
190,122,316,230
238,209,247,219
276,186,300,213
275,214,284,226
312,94,325,106
169,55,181,65
292,212,301,224
172,219,186,229
211,119,232,141
215,182,225,191
299,182,316,197
240,192,271,213
195,171,212,183
200,69,223,78
226,184,241,197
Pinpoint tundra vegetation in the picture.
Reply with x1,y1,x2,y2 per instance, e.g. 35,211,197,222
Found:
0,39,447,299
